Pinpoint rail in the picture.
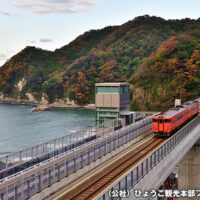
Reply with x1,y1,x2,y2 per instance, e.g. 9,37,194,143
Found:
0,116,154,199
64,138,163,199
97,115,200,200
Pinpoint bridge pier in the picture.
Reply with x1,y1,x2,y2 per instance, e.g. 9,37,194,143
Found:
178,139,200,199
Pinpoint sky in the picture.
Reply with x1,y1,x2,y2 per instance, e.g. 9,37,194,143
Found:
0,0,199,66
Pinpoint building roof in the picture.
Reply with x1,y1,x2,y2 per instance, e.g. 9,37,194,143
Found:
95,82,129,87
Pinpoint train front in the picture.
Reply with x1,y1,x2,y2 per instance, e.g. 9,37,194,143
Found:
153,115,171,136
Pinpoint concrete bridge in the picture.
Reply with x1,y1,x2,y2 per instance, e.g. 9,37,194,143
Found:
97,115,200,200
130,116,200,200
0,114,200,200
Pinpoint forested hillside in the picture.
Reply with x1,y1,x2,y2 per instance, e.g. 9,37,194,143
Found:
0,15,200,110
131,35,200,111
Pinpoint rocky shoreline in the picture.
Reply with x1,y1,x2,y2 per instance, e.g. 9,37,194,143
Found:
0,98,95,111
0,98,39,106
32,103,95,112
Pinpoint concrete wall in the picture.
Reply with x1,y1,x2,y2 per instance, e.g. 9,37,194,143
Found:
95,94,120,107
127,122,200,200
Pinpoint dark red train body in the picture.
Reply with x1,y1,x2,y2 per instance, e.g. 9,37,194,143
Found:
153,101,199,136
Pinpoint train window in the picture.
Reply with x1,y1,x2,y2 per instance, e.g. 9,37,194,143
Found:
177,114,183,121
153,119,158,122
164,119,171,123
192,106,197,111
159,119,163,123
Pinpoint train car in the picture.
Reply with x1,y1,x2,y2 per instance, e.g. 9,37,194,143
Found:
153,107,187,136
182,101,199,118
194,98,200,111
153,101,199,136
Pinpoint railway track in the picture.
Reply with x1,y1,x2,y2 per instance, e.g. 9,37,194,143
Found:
45,130,153,200
61,137,165,200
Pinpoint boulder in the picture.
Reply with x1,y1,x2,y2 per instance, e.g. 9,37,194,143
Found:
32,105,52,112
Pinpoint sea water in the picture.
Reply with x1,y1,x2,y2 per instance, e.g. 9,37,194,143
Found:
0,103,95,155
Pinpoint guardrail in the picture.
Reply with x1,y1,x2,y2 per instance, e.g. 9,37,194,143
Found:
0,116,154,199
0,118,120,170
97,115,200,200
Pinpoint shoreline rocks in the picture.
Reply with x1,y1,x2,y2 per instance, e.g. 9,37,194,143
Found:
0,98,96,111
32,105,52,112
32,103,96,112
0,98,39,106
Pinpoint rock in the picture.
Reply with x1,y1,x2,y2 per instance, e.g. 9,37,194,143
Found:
32,105,52,112
85,104,96,109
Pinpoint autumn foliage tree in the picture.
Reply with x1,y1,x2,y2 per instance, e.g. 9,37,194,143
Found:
132,35,200,111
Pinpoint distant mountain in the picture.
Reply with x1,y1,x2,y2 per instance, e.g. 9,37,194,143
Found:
0,15,200,110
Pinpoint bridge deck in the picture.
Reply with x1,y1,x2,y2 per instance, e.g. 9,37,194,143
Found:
0,116,153,200
97,115,200,200
44,131,153,200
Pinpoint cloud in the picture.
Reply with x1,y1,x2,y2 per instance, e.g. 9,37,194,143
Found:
5,0,99,14
40,38,52,43
29,40,37,44
0,53,6,59
0,50,16,66
0,49,16,60
0,53,7,66
0,8,13,16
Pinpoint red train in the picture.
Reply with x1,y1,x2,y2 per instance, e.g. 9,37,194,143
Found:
153,100,199,136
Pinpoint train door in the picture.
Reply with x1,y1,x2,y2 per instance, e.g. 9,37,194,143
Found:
164,119,171,134
184,110,187,122
171,118,175,131
158,118,164,133
198,102,200,111
152,118,159,133
189,108,191,119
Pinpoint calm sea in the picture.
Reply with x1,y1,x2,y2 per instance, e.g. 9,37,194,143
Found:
0,103,95,156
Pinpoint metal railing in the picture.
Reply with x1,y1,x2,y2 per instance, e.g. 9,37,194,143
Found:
0,116,153,199
0,118,120,170
0,111,156,170
98,115,200,200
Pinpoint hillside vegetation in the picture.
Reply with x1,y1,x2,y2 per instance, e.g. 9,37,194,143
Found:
0,15,200,110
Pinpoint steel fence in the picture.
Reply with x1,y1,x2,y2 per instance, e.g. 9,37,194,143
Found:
0,116,153,199
0,118,121,170
97,115,200,200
